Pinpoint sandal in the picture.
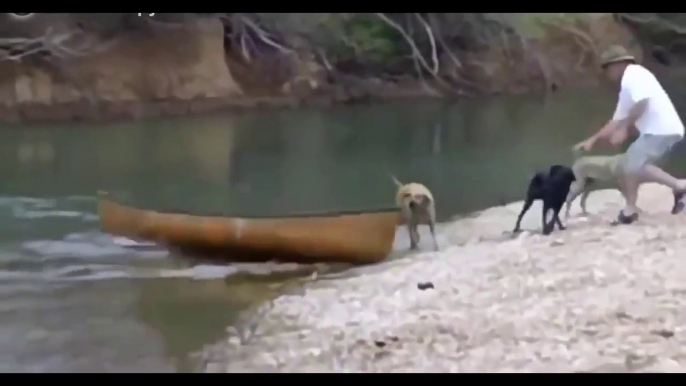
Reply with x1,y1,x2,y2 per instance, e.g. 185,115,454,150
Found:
611,211,639,226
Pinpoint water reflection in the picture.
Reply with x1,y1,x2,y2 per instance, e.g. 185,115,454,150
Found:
0,89,623,221
135,268,315,372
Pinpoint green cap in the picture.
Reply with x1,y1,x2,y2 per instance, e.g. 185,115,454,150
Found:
600,45,636,68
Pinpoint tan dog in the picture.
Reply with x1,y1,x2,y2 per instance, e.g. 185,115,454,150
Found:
392,176,438,251
565,151,626,218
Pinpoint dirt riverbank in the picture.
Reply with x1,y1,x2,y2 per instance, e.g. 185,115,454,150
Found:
0,13,640,124
200,183,686,372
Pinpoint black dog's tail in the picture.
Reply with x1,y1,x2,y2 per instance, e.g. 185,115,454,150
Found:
531,172,546,188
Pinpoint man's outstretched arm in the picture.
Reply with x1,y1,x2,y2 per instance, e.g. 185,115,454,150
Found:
576,98,649,150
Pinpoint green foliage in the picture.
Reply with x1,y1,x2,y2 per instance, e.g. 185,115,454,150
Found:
490,13,599,39
344,16,399,61
616,13,686,56
247,13,413,71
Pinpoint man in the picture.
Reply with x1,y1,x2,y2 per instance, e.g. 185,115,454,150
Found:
574,45,686,224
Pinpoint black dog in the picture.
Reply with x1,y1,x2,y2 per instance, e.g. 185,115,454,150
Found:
513,165,577,235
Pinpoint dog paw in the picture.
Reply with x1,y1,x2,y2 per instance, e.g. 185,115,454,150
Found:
508,230,522,238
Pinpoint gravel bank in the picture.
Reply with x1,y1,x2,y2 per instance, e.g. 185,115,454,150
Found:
201,183,686,372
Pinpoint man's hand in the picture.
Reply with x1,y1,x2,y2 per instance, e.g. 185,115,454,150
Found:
574,138,595,152
609,126,629,146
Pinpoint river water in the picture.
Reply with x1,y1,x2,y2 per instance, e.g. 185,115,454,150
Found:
3,85,686,372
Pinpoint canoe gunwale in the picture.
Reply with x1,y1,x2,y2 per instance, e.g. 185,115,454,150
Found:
96,191,400,219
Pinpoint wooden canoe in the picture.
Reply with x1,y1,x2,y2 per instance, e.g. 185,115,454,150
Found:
97,191,401,265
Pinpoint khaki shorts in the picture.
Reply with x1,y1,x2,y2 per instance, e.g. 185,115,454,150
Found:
624,133,682,176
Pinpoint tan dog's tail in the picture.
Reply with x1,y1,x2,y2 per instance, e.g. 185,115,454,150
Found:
390,174,404,188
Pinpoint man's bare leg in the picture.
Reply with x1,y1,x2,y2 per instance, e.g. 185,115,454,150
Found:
641,164,686,214
621,173,641,216
641,164,686,191
616,174,633,208
616,134,685,221
617,176,628,200
619,164,679,216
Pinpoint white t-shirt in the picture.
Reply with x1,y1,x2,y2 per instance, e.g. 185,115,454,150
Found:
612,64,684,137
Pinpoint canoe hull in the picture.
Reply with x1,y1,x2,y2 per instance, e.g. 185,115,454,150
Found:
97,192,400,265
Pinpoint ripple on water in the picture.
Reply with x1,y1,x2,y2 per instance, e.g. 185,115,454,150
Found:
21,235,166,260
44,264,242,282
0,195,99,222
9,229,313,283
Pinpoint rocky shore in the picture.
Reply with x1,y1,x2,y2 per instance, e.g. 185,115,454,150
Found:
200,183,686,372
